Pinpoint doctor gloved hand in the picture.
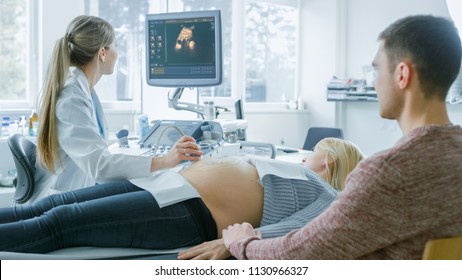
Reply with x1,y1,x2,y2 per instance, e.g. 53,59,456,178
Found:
150,136,202,172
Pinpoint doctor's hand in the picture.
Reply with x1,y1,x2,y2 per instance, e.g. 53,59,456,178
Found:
177,238,231,260
150,136,202,172
222,222,260,251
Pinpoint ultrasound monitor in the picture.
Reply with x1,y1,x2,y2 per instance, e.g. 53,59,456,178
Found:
145,10,222,87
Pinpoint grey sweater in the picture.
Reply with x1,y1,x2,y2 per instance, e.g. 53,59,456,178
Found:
248,158,338,238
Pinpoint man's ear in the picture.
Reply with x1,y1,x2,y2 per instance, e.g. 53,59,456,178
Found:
396,61,412,89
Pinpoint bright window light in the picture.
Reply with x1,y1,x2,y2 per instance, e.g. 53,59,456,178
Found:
446,0,462,104
446,0,462,32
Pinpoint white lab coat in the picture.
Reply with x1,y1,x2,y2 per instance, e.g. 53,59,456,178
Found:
32,68,152,203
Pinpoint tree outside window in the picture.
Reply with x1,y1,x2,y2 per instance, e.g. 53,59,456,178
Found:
0,0,27,101
95,0,149,102
245,1,297,103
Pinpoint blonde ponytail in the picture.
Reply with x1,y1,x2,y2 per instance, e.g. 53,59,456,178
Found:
38,37,71,173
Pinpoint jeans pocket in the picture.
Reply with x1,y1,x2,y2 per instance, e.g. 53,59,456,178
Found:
142,202,203,249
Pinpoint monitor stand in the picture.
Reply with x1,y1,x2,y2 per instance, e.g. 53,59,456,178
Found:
168,88,214,119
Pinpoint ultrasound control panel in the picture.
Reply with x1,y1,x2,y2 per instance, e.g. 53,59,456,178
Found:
139,119,224,156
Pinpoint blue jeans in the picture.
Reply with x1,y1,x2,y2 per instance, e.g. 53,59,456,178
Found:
0,180,217,253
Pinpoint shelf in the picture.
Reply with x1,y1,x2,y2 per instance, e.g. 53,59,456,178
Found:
327,90,378,102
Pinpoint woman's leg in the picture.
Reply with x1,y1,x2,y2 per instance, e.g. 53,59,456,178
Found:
0,189,217,253
0,180,141,224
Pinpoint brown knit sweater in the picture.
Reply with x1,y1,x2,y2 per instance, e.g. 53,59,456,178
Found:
230,125,462,259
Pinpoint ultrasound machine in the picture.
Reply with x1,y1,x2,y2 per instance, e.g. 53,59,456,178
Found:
110,10,226,159
110,9,266,160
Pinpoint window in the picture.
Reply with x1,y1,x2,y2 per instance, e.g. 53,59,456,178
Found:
0,0,299,112
86,0,148,111
0,0,33,108
244,1,298,103
183,0,299,104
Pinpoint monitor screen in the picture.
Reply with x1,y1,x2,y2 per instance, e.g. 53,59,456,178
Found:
145,10,222,87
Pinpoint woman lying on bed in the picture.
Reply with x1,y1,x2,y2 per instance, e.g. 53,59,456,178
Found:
0,138,364,255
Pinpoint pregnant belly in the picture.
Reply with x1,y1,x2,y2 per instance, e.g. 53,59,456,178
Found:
180,157,264,237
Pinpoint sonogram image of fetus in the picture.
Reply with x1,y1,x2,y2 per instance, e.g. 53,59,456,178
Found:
175,25,196,53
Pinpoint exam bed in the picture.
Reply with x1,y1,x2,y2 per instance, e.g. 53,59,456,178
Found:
0,247,187,260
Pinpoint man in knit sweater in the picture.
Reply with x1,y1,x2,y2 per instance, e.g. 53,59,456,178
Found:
223,15,462,259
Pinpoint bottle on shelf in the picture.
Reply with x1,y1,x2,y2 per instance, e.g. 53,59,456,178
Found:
1,116,10,137
19,115,27,136
29,110,39,137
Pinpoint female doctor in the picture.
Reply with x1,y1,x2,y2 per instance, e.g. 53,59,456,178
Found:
34,15,201,203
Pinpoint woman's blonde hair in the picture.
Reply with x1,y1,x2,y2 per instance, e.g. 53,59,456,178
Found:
38,15,115,173
315,137,365,191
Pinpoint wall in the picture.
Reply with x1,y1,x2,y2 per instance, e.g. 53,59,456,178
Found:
298,0,338,127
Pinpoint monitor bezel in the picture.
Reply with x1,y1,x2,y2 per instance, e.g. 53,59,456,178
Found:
145,10,222,88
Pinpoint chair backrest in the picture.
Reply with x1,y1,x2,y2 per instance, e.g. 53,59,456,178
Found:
302,127,344,151
422,235,462,260
235,99,244,120
7,134,37,204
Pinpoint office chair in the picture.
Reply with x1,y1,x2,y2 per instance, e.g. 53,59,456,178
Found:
235,99,244,120
422,235,462,260
302,127,344,151
7,134,37,204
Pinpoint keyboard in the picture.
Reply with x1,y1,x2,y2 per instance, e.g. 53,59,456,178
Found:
108,144,156,157
109,142,224,158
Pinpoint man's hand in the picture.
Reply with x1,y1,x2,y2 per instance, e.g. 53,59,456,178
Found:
222,222,259,250
177,239,231,260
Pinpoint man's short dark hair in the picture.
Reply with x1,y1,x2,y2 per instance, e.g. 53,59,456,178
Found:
378,15,462,100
